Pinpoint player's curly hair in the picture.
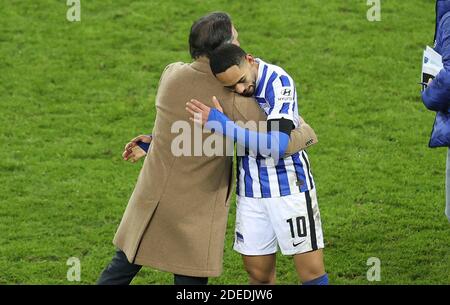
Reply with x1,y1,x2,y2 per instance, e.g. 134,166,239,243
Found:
209,44,247,75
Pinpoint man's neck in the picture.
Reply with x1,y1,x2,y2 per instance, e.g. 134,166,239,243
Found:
195,56,209,63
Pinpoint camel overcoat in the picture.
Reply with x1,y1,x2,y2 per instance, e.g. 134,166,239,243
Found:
113,57,317,277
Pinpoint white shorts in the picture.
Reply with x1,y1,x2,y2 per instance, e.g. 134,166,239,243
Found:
233,189,324,256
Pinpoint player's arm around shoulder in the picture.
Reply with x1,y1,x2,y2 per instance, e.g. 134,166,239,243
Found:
231,89,318,151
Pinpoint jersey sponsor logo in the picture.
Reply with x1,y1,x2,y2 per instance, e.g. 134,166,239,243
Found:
277,96,293,102
280,88,292,96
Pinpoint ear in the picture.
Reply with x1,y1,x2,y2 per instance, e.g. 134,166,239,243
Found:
245,54,255,64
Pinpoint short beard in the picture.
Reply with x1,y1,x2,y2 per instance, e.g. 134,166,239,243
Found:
241,82,255,97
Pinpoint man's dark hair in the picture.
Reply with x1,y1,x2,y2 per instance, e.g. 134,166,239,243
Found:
209,44,247,75
189,12,233,59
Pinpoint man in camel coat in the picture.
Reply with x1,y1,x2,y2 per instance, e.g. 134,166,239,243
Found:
97,12,317,285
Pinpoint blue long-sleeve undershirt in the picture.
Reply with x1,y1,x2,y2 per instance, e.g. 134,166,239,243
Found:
205,108,290,159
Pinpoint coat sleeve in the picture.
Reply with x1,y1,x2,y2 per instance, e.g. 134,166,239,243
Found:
231,94,318,156
283,117,318,156
422,17,450,112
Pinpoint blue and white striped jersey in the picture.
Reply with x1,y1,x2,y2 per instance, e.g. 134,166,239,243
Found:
236,58,314,198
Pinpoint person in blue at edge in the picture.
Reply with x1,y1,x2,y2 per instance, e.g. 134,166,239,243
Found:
422,0,450,222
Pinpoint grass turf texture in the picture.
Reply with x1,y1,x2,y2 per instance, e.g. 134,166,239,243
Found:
0,0,449,284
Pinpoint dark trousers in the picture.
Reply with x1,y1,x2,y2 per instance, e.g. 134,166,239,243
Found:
97,250,208,285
